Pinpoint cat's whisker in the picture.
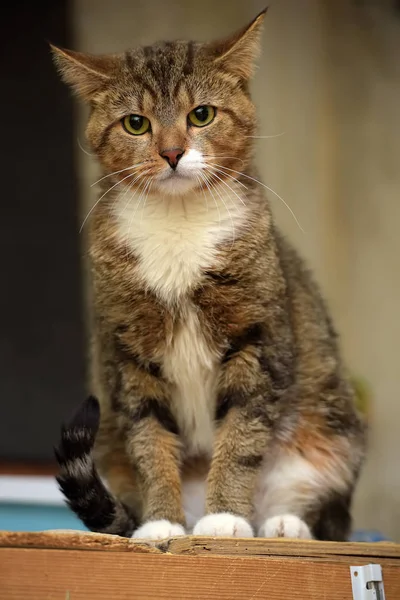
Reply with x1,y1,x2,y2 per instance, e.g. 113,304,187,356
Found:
195,174,209,213
121,171,151,219
80,169,148,232
206,165,249,191
90,162,147,187
209,163,304,233
121,175,150,261
77,137,96,157
140,177,154,227
124,173,153,244
205,167,247,207
119,170,148,207
79,196,104,234
106,170,147,228
202,155,245,165
198,171,221,230
244,132,286,139
207,172,236,249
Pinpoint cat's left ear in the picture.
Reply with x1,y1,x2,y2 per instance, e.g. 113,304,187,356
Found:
50,44,119,101
208,8,267,80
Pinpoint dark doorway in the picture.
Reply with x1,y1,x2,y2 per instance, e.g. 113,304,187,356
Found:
0,1,85,464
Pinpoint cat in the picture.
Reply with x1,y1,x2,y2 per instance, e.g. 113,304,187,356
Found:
52,9,366,541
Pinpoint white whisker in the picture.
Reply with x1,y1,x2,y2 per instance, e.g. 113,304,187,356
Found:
208,163,304,233
121,174,150,260
207,172,236,248
245,132,286,139
140,177,154,227
118,170,148,207
125,173,152,238
207,165,248,191
80,169,147,233
90,162,147,187
106,170,148,227
202,155,245,165
205,167,246,207
120,170,152,223
77,138,95,157
195,174,209,213
198,171,221,229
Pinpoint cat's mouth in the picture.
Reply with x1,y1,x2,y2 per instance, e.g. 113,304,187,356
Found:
154,149,205,195
155,169,199,196
159,166,191,180
165,170,189,179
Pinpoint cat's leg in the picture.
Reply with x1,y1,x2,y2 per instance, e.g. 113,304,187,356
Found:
115,360,186,540
254,432,360,541
193,322,292,538
192,403,270,537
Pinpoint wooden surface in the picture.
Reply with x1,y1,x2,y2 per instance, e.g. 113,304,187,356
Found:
1,531,399,600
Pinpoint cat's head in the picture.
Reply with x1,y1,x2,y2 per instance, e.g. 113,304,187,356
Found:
52,10,266,197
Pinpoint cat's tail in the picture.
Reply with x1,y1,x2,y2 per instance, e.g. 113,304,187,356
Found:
55,395,137,538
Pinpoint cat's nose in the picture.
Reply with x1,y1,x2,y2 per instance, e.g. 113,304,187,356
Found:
160,147,185,170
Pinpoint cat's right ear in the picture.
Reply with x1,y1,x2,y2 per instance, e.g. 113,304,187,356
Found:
50,44,119,101
207,9,267,80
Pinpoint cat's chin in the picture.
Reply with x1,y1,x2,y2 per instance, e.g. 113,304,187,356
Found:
154,174,200,197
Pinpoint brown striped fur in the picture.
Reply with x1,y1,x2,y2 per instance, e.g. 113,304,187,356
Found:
52,10,366,540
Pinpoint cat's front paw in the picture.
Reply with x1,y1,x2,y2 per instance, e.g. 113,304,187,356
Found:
259,514,312,539
131,519,185,540
193,513,254,537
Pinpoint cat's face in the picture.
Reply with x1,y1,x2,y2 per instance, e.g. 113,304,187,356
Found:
52,10,266,197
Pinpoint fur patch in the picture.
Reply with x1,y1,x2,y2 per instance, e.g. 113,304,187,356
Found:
252,444,353,530
113,178,247,304
164,305,220,455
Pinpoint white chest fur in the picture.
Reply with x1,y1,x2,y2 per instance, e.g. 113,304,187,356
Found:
163,305,219,455
113,183,247,454
113,186,246,304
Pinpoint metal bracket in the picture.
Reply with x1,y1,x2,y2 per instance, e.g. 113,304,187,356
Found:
350,564,386,600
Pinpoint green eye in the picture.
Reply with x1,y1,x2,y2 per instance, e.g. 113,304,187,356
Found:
188,105,215,127
122,114,151,135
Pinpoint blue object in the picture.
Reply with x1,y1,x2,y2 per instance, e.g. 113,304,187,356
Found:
350,529,391,543
0,502,87,532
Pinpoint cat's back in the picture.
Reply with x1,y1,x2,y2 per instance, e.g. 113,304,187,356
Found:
273,228,343,378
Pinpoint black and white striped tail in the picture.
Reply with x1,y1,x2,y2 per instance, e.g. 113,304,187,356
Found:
55,395,137,537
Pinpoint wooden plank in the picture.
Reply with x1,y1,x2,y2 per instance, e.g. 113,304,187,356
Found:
167,536,400,560
0,531,160,555
1,531,399,560
1,547,399,600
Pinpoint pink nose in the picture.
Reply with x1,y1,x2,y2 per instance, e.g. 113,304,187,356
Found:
160,147,185,170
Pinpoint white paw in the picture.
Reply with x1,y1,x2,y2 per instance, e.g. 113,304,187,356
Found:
259,514,312,539
193,513,254,537
131,519,185,540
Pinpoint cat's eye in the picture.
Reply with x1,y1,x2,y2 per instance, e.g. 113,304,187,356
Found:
188,106,216,128
122,114,151,135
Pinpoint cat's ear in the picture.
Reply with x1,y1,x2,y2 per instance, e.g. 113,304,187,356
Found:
50,44,119,101
209,8,267,80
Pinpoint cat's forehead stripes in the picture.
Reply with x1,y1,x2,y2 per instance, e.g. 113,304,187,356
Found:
120,42,199,120
98,39,249,127
130,42,195,94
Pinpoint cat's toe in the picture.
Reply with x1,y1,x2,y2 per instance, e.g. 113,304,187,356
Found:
131,519,185,540
193,513,254,537
259,514,312,539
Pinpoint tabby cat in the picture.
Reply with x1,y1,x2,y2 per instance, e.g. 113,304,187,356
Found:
52,9,366,541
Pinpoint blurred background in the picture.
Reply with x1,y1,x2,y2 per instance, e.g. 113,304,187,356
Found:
0,0,399,541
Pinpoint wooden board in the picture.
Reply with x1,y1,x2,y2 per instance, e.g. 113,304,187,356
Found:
1,531,399,600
